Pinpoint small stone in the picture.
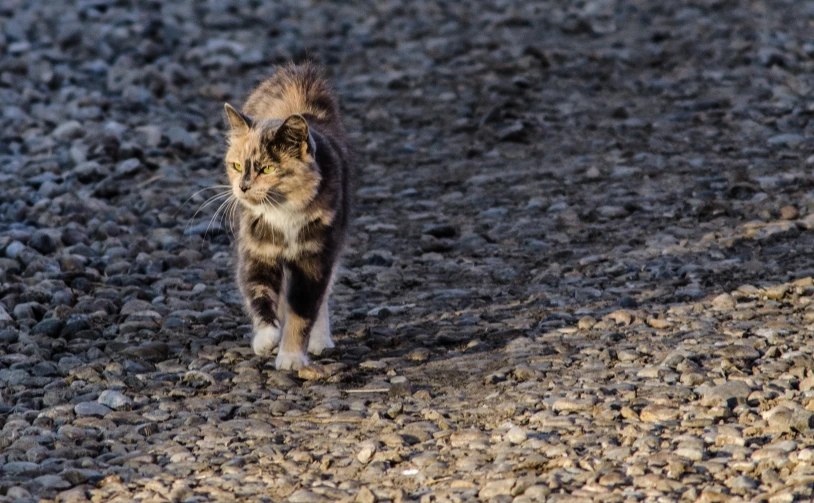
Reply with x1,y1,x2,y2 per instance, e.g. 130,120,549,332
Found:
711,293,735,309
359,360,387,370
98,390,133,410
29,230,57,254
779,206,799,220
1,461,40,476
767,133,804,147
717,345,760,361
120,299,154,315
405,348,430,361
764,284,788,300
715,426,745,446
115,158,144,177
506,426,527,444
298,365,329,381
800,376,814,392
701,381,752,408
165,126,198,150
646,316,672,329
32,318,65,338
287,490,332,503
769,492,794,503
640,404,679,422
74,401,112,417
577,316,596,330
607,310,633,326
32,474,71,490
726,475,757,493
552,397,596,412
764,405,814,433
5,240,26,259
479,479,516,499
497,122,527,142
357,442,377,464
450,429,487,448
389,376,411,396
355,486,376,503
53,120,84,140
674,446,704,461
597,205,629,219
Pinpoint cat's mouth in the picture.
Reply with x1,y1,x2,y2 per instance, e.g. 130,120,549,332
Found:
240,191,287,207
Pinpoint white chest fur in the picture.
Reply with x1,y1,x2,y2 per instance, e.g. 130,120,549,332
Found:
242,202,316,258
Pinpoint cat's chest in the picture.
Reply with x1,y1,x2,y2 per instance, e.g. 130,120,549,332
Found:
242,206,320,258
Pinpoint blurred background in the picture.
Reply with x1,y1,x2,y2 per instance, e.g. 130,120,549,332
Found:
2,0,814,501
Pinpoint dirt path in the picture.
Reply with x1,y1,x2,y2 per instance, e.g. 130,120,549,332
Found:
2,1,814,502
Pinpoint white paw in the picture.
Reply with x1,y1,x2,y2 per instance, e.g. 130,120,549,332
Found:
252,325,281,356
308,301,333,355
275,350,310,370
308,331,334,355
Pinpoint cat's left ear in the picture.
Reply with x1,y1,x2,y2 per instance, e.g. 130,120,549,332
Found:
276,114,315,158
224,103,252,133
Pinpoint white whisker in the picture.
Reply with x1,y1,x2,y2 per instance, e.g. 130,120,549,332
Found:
174,185,232,217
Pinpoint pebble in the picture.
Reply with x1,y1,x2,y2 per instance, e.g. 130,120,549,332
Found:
479,479,516,499
780,206,799,220
640,405,679,422
701,381,752,408
505,426,527,444
355,486,377,503
711,293,735,309
356,443,377,464
74,402,112,417
764,405,814,433
98,390,133,410
0,2,813,502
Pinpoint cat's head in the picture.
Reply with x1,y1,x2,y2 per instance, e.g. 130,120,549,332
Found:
223,103,320,211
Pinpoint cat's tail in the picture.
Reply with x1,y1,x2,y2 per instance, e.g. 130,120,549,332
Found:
244,62,340,124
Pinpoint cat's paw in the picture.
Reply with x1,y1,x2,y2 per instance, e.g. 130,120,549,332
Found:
308,331,334,355
252,325,281,356
275,350,309,370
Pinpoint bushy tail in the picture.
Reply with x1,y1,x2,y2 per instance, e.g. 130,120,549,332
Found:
244,62,339,122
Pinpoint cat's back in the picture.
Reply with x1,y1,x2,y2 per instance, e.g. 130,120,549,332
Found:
243,63,341,129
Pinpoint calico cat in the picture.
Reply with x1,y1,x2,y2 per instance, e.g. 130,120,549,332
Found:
223,63,354,370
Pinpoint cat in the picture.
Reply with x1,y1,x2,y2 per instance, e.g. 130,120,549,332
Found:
222,63,354,370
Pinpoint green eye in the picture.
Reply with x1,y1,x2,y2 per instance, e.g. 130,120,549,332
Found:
233,162,242,172
262,165,276,174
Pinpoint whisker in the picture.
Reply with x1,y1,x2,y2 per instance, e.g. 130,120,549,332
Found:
219,197,237,237
228,198,239,238
184,191,232,234
202,197,233,244
173,185,232,217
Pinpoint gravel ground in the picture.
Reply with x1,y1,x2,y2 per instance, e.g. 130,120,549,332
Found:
2,0,814,502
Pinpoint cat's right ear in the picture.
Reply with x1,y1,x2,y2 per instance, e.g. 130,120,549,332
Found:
224,103,252,133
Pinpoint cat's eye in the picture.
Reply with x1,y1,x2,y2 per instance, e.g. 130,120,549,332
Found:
233,162,242,172
261,165,276,174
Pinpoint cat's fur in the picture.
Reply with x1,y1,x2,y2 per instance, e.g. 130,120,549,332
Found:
223,63,353,370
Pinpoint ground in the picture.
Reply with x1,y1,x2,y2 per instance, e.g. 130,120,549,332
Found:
2,0,814,502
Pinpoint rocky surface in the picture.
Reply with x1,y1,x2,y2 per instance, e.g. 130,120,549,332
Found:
2,0,814,502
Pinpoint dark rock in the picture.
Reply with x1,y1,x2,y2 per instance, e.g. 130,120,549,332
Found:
61,314,91,339
29,231,57,254
496,121,528,142
32,318,65,338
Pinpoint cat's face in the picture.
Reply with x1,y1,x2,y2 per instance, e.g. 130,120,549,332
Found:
224,105,321,211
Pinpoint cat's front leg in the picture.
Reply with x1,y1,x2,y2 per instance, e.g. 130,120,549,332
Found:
275,257,330,370
239,257,284,356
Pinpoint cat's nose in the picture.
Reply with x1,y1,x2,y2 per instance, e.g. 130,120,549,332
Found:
240,183,250,192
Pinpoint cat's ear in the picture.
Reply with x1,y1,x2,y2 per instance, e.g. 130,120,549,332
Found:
276,114,314,157
224,103,252,133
